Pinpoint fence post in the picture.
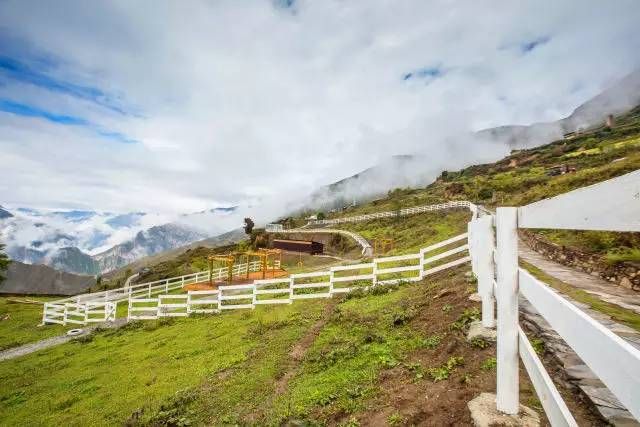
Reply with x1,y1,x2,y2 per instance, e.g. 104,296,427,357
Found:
42,303,48,325
289,277,295,303
496,207,519,414
477,215,496,328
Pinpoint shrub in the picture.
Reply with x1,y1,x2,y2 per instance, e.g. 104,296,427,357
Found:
481,357,497,370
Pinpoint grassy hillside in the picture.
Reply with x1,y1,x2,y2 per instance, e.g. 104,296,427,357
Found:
337,209,471,255
4,111,635,426
321,107,640,262
0,296,67,351
0,267,554,426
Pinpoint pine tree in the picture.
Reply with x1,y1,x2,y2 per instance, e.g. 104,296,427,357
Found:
0,243,11,285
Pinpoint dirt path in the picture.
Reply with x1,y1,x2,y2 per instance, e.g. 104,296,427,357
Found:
0,318,127,362
274,299,338,395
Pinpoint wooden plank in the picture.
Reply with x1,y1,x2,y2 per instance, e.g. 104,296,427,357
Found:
518,327,577,427
254,278,290,285
332,274,375,282
376,277,421,285
423,244,469,264
254,299,291,305
423,256,471,276
330,263,374,272
129,298,158,303
188,299,218,305
374,253,420,263
518,169,640,231
292,282,330,289
255,288,290,295
376,265,420,275
519,268,640,420
291,271,330,279
219,294,253,301
420,233,468,254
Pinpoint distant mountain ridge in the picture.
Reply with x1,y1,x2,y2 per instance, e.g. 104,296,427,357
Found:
0,260,95,295
0,206,209,275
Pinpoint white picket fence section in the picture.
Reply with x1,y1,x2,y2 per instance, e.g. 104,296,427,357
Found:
126,233,471,320
467,169,640,425
308,200,474,225
42,301,116,325
42,259,277,325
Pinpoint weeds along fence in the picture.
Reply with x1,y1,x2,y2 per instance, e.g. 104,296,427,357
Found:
127,233,471,320
41,259,277,325
467,169,640,425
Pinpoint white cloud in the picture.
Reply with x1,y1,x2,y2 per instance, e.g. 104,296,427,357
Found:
0,0,639,229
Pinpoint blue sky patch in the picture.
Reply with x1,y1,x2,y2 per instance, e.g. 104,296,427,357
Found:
0,55,130,115
0,98,137,144
0,99,88,125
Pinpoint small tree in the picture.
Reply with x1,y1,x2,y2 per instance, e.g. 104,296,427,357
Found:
316,212,326,220
244,217,255,235
0,243,10,285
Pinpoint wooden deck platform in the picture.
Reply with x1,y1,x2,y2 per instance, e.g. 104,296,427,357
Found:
183,269,289,291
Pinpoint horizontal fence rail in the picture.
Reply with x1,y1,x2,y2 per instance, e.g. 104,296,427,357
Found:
466,170,640,424
42,259,277,326
126,234,471,321
307,200,475,226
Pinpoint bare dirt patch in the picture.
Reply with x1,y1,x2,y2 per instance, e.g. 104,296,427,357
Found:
329,270,603,426
274,300,338,395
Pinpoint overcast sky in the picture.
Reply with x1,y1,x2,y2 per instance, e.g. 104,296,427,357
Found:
1,0,639,217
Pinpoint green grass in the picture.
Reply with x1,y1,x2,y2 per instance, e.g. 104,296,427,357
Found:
336,209,471,255
520,260,640,333
316,108,640,262
267,286,427,422
0,301,327,426
0,296,69,351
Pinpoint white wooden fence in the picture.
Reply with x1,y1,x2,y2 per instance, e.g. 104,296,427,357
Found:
41,301,116,325
42,259,277,325
308,200,474,225
127,233,471,320
467,169,640,425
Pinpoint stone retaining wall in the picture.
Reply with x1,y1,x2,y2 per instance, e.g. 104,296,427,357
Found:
519,230,640,291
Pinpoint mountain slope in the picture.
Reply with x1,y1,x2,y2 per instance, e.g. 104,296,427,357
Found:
93,223,208,274
0,260,95,295
310,70,640,208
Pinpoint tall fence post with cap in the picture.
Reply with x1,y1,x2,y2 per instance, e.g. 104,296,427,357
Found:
496,207,519,414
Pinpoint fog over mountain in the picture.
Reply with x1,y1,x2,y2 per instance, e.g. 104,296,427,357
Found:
307,69,640,210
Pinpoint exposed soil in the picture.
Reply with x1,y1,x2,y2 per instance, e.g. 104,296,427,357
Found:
274,300,339,395
318,270,605,427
